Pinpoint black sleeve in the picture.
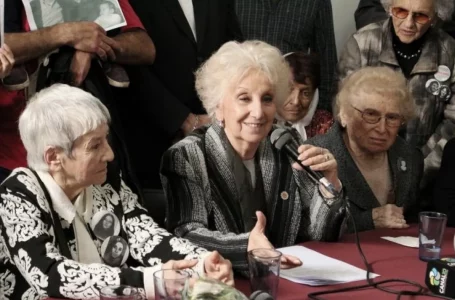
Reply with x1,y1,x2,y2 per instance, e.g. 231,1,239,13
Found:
433,138,455,227
354,0,388,30
5,0,23,33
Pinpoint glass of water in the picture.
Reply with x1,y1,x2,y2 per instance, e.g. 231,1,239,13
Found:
419,212,447,261
248,248,282,298
153,269,190,299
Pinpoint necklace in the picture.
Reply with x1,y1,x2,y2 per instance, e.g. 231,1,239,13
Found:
393,44,422,60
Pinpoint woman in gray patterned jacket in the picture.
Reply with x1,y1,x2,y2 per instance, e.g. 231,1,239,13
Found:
160,41,346,273
0,84,233,299
338,0,455,185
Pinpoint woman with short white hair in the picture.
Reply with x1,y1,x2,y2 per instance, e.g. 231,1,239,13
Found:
309,67,422,232
338,0,455,186
0,84,233,299
161,40,346,272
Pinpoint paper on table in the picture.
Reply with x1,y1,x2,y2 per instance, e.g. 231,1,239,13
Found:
277,246,379,286
381,236,419,248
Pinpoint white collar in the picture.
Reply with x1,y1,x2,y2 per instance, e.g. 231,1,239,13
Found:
36,171,93,224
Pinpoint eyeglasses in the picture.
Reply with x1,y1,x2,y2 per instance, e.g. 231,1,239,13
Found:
352,105,404,127
391,7,432,25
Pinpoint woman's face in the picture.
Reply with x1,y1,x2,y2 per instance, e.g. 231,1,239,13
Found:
112,242,123,259
431,82,439,92
59,123,114,188
390,0,435,44
103,215,114,229
277,76,315,123
216,71,276,152
341,92,402,154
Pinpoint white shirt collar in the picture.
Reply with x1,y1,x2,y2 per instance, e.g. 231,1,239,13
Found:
36,171,92,224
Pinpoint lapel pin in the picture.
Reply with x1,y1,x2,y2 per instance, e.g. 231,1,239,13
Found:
398,157,407,172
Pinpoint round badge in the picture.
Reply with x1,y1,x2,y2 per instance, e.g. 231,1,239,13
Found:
434,65,451,82
101,236,129,267
439,85,452,102
280,191,289,200
90,211,121,241
425,79,441,96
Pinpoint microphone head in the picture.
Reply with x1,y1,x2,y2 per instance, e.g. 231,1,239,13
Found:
270,127,292,150
249,290,274,300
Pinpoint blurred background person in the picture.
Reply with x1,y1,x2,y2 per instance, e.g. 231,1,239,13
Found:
308,67,422,232
354,0,455,38
338,0,455,202
0,84,233,299
0,44,24,184
276,52,333,140
161,41,346,273
235,0,337,111
124,0,243,193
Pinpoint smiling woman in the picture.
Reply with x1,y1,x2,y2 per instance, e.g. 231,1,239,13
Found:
161,40,347,273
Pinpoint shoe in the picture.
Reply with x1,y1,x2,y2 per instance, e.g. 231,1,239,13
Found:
104,63,130,88
2,66,30,91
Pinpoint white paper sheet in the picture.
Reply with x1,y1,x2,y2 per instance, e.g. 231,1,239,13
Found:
277,246,379,286
381,236,419,248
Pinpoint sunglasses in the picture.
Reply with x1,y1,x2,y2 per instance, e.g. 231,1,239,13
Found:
391,7,432,25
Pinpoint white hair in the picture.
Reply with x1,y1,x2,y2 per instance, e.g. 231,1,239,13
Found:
381,0,454,21
19,84,111,171
195,40,291,119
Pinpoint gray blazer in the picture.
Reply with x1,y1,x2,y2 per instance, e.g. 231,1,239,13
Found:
307,123,423,232
161,124,346,271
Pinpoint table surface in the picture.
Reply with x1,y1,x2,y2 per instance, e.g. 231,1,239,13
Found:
236,224,455,300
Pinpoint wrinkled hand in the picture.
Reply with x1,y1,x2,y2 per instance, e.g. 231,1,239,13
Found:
248,211,302,269
372,204,409,229
204,251,234,286
293,145,341,191
61,22,121,61
0,44,15,79
70,51,92,86
162,258,198,270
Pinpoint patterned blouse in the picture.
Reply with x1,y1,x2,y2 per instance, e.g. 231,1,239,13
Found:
0,168,208,299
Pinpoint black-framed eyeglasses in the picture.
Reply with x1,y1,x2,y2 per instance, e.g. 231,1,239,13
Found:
391,7,432,25
352,105,404,127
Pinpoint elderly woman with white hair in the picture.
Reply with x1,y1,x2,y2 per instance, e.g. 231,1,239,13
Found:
0,84,233,299
309,67,423,233
338,0,455,186
160,41,346,272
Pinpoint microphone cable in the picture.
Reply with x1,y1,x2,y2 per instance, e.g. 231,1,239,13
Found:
307,196,455,300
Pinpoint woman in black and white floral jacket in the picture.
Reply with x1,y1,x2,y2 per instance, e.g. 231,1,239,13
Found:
0,84,233,300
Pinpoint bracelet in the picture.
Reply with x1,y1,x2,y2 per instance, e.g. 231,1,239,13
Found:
192,115,200,131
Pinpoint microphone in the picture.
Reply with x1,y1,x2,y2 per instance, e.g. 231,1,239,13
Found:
425,258,455,298
249,290,274,300
270,128,338,196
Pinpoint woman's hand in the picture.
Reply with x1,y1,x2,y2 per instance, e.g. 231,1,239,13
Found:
203,251,234,286
372,204,409,229
248,211,302,269
162,258,198,270
0,44,15,79
293,145,341,192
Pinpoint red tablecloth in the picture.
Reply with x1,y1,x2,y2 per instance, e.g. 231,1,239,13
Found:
236,225,455,299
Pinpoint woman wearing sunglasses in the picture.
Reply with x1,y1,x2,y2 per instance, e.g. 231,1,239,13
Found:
309,67,422,232
338,0,455,192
